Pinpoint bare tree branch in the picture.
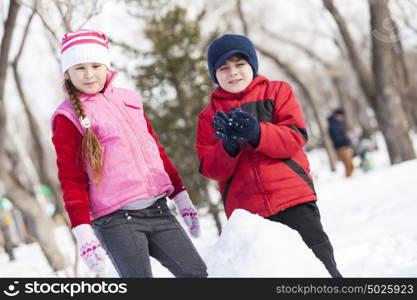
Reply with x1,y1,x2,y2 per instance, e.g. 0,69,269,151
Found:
236,0,248,36
54,0,71,31
322,0,376,108
77,0,99,29
259,24,332,69
395,0,417,34
20,1,60,43
13,3,37,63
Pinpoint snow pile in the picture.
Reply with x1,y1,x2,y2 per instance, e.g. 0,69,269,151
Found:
205,209,328,277
317,159,417,277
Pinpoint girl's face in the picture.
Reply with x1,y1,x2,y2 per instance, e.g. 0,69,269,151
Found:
66,63,107,94
215,57,253,93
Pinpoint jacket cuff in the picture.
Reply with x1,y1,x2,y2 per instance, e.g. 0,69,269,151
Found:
66,205,92,229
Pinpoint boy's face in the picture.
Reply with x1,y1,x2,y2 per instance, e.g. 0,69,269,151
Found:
66,63,107,94
215,57,253,93
335,113,345,122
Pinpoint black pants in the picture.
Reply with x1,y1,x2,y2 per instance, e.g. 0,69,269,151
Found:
266,202,342,278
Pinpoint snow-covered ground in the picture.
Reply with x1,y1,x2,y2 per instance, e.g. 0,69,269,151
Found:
1,134,417,278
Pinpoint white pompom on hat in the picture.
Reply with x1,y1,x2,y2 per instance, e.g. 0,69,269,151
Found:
61,29,110,73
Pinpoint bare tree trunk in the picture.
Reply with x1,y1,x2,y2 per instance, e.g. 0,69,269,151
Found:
0,0,20,153
6,122,69,272
369,0,416,163
1,167,67,271
389,17,417,130
402,91,417,131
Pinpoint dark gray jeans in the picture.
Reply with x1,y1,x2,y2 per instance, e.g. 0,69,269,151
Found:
92,197,207,278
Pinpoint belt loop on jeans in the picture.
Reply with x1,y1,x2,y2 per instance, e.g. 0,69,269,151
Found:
156,197,165,209
156,196,167,213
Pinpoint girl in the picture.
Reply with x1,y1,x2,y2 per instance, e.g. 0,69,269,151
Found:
51,29,207,278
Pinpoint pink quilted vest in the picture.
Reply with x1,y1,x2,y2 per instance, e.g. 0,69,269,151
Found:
51,71,173,219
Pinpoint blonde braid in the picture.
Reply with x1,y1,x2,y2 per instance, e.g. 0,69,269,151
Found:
65,79,104,185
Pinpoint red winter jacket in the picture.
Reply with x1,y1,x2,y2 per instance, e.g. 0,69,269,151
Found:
52,114,185,228
196,75,316,218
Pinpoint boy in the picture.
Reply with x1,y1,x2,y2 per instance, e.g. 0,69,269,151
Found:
196,34,342,278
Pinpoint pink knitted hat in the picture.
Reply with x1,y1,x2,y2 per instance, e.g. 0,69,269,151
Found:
61,29,110,73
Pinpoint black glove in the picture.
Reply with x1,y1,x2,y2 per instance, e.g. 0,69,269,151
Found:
212,110,239,157
213,110,232,135
229,109,261,147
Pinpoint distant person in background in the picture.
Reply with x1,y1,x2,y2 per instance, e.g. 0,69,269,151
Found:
327,108,354,177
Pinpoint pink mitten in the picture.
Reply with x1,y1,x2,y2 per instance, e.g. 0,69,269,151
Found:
72,224,108,274
173,191,201,238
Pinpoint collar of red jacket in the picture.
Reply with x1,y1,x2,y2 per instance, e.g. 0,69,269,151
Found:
211,75,268,100
62,69,118,102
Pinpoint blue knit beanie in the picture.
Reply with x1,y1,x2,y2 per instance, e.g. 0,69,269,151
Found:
207,34,258,84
